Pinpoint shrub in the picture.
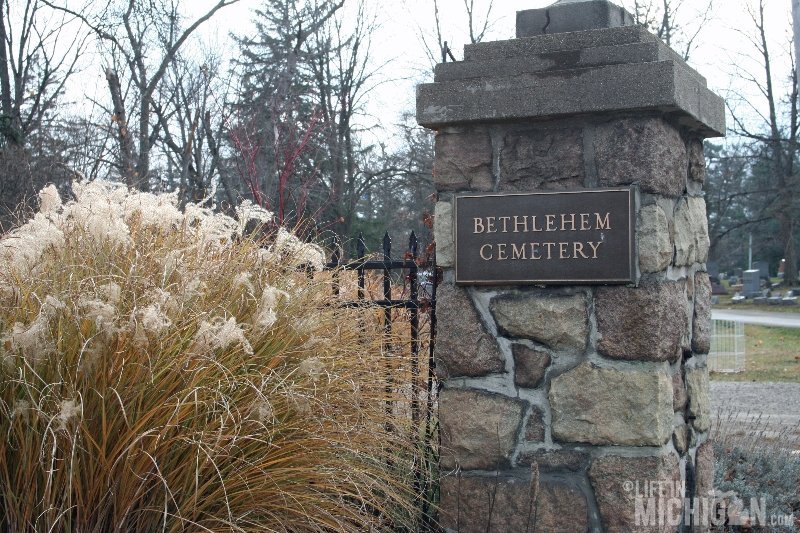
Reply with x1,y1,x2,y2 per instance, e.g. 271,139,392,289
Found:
712,411,800,532
0,183,420,531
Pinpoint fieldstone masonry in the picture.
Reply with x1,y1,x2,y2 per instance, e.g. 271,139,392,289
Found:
417,0,723,530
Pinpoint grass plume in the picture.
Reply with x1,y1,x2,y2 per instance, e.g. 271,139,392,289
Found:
0,183,421,531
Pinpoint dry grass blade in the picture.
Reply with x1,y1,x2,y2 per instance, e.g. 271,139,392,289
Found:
0,183,424,531
710,409,800,531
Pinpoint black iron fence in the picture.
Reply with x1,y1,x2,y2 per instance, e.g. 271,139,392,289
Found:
324,231,439,527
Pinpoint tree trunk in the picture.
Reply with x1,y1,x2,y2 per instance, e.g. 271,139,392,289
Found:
782,216,798,284
204,111,237,209
135,96,151,191
106,69,137,187
794,0,800,98
0,0,20,146
0,144,33,229
791,0,800,284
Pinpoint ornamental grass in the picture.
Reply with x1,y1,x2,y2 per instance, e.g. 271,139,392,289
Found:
0,183,421,531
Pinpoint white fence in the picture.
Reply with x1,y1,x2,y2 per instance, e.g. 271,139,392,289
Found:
708,319,746,372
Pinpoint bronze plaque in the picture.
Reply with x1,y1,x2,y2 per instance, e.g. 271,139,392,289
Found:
454,188,635,285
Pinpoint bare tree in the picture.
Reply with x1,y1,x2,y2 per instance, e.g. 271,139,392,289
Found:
0,0,86,146
44,0,241,191
355,112,435,247
794,0,800,99
311,0,378,237
705,143,775,262
463,0,494,45
151,49,234,205
726,0,799,284
622,0,714,61
0,0,87,228
412,0,496,72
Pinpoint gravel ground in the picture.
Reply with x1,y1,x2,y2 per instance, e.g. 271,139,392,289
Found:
710,381,800,441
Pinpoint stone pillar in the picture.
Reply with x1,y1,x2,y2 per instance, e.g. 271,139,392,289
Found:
417,1,724,531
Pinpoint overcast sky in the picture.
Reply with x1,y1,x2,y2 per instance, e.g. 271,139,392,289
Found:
104,0,796,146
380,0,795,142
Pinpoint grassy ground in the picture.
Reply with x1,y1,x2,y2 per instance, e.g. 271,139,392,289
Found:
710,325,800,383
715,276,800,312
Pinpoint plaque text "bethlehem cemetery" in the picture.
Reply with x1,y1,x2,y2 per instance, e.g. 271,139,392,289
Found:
454,188,635,285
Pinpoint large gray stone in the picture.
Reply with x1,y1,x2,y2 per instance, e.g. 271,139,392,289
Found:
695,440,715,500
517,1,635,37
589,454,681,533
638,203,673,273
498,127,584,191
673,371,688,411
595,281,688,362
434,201,454,268
524,407,545,442
685,366,711,433
433,128,493,191
512,344,551,389
674,197,710,266
439,472,535,533
673,424,689,454
533,479,590,533
491,292,588,352
690,444,713,533
595,117,688,197
692,272,712,354
549,362,673,446
438,469,590,533
439,388,525,470
688,138,706,183
435,284,504,378
417,58,725,138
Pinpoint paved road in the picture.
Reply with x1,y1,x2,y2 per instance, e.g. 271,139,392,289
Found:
711,381,800,443
711,309,800,328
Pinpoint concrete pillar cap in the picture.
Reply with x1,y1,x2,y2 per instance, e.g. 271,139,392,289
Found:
517,0,634,38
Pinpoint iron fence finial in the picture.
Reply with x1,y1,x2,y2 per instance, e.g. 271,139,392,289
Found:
383,232,391,258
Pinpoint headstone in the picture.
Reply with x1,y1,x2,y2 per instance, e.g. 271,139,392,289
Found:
743,269,760,297
752,260,769,280
711,280,728,295
417,0,723,529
